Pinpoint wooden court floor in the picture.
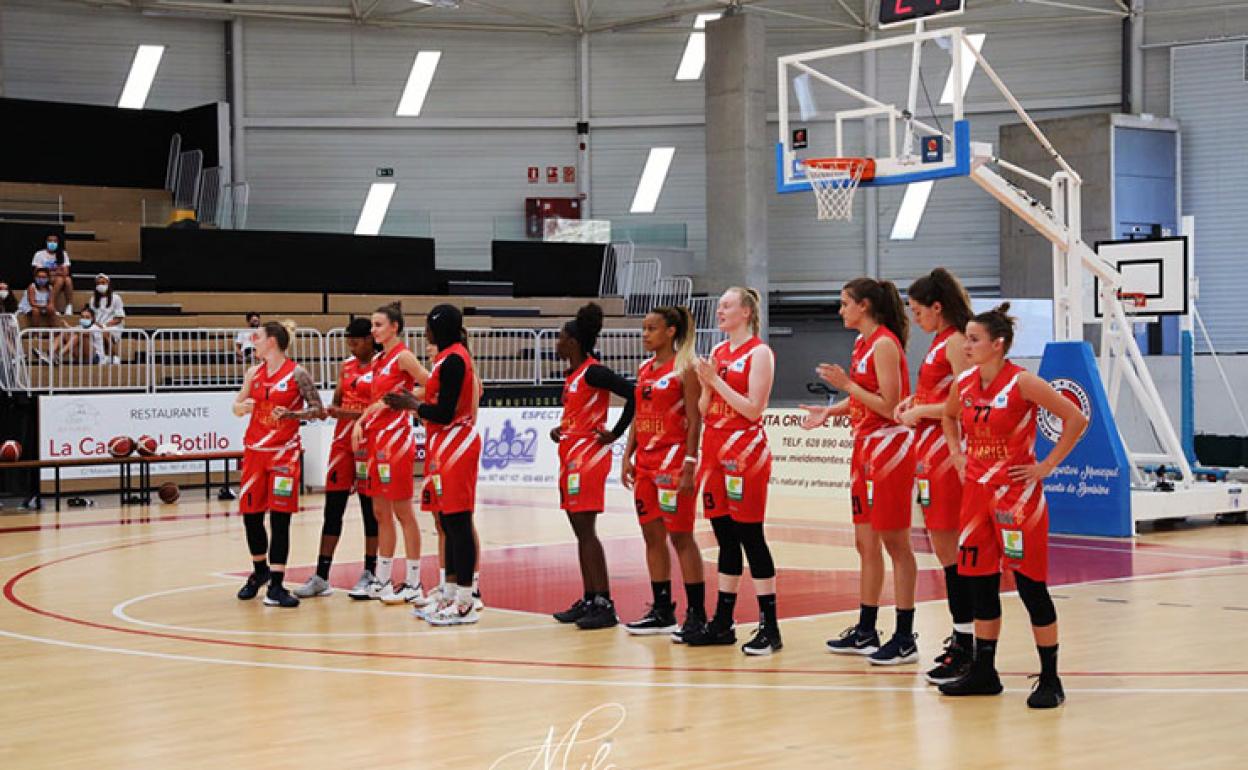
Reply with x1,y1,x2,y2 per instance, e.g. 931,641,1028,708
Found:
2,487,1247,769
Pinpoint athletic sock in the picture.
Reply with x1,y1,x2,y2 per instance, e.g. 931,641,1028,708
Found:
714,591,737,625
651,580,673,608
456,585,474,606
583,590,594,603
896,607,915,638
472,571,480,592
439,568,447,586
1038,644,1059,678
858,604,879,633
406,561,421,589
268,571,284,590
376,556,394,585
252,559,269,576
975,638,999,670
757,593,778,629
685,581,705,614
953,624,974,650
316,555,333,581
364,555,377,573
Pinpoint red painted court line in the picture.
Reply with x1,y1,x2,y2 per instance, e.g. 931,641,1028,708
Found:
5,536,1248,680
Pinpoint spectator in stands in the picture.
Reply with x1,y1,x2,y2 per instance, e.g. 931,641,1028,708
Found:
31,233,73,314
20,267,59,327
89,273,125,364
63,307,105,364
0,279,16,314
236,311,261,362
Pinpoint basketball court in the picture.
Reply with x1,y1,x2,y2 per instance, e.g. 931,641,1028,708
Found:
3,0,1248,767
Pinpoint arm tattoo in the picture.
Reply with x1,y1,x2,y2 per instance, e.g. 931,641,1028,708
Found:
292,367,324,415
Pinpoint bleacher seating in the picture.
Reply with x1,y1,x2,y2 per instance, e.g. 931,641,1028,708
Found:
0,181,171,264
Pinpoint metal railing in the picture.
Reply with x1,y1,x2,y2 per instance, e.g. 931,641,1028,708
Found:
622,257,662,316
165,134,182,192
198,166,223,226
14,324,722,394
174,148,204,211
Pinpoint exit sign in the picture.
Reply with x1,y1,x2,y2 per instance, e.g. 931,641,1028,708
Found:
376,167,395,177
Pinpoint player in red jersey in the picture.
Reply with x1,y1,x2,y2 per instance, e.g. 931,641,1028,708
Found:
804,278,919,665
684,287,781,656
620,306,707,642
385,304,483,626
351,303,432,607
938,303,1087,709
550,303,635,631
896,269,975,683
293,318,381,600
232,320,324,608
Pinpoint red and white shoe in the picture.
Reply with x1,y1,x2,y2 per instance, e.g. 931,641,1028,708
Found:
425,600,480,626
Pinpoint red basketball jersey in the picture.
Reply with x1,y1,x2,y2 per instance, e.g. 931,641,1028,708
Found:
363,342,416,448
849,326,910,438
915,326,957,414
704,336,764,432
332,355,374,450
634,356,687,468
422,343,478,437
561,357,609,438
958,361,1037,486
244,358,304,451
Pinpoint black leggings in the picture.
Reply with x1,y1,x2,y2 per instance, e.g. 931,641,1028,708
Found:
440,511,476,588
243,511,291,565
321,491,377,538
710,518,775,580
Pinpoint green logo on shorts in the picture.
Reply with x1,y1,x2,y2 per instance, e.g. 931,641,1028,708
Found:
273,476,294,497
378,463,391,484
354,461,368,481
567,472,581,497
658,488,678,513
917,478,931,507
726,475,744,502
1002,529,1024,560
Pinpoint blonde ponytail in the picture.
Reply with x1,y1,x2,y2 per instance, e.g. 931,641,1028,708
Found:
728,286,762,336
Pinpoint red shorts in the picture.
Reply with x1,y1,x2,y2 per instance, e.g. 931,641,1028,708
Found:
957,480,1050,582
634,452,695,534
558,436,612,514
240,446,301,514
368,432,415,502
325,443,368,493
699,427,771,524
850,429,916,531
421,424,481,514
914,423,961,531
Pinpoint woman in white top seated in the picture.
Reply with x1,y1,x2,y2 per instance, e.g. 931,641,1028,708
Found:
89,273,126,364
64,306,105,364
31,233,73,314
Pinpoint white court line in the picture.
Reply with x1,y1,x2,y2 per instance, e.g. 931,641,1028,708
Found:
111,582,556,637
0,533,156,563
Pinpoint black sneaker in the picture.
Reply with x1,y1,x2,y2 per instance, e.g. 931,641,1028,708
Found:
1026,674,1066,709
684,618,737,647
826,625,880,655
870,633,920,666
263,584,300,608
671,606,708,644
553,598,590,624
575,596,619,630
625,603,678,636
741,625,783,656
939,664,1004,697
925,638,972,685
237,571,270,600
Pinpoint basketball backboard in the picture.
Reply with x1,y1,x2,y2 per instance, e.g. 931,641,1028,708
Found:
1092,237,1189,318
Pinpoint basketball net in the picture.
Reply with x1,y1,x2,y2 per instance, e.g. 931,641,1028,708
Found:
801,158,873,222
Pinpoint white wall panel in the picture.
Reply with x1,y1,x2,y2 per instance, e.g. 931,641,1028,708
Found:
0,0,224,109
244,21,575,118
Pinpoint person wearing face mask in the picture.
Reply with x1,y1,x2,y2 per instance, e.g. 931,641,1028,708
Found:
236,311,262,363
63,307,105,364
0,280,17,314
21,268,60,326
31,233,73,315
88,274,126,365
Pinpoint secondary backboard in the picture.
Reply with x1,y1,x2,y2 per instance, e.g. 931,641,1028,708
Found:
1092,237,1189,318
776,26,975,194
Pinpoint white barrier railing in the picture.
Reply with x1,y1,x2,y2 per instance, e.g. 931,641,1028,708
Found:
17,328,151,394
0,314,30,391
148,328,324,391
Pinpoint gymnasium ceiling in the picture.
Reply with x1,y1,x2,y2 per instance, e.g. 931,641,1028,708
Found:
65,1,1137,35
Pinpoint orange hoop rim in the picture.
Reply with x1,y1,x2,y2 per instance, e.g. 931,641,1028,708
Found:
801,157,876,181
1118,291,1149,308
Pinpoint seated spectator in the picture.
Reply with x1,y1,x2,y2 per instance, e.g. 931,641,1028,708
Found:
20,268,61,328
89,273,126,364
0,279,16,314
64,307,105,364
31,233,73,314
235,311,261,362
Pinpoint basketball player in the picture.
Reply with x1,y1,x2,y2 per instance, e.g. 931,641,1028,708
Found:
684,287,782,656
898,269,975,683
385,304,483,625
938,304,1087,709
351,303,431,606
804,278,919,665
294,318,380,599
620,306,707,642
551,303,635,631
232,320,324,608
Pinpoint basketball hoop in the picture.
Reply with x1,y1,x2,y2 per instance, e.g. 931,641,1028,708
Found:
801,158,875,222
1118,291,1148,309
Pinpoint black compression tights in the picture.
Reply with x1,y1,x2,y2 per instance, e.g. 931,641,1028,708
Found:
243,512,291,565
440,511,477,588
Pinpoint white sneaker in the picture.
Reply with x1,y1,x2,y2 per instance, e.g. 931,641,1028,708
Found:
413,592,452,621
349,576,384,601
111,355,121,365
426,601,479,626
379,582,426,605
347,569,377,600
292,574,333,598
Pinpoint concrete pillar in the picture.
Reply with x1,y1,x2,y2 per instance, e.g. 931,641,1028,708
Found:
704,13,769,334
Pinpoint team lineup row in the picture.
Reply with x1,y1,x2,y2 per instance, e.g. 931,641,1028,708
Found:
230,269,1087,710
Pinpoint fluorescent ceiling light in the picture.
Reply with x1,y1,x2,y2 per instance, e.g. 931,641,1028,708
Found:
118,45,165,109
630,147,676,214
889,180,934,240
675,13,722,81
355,183,396,236
941,33,985,105
396,50,442,116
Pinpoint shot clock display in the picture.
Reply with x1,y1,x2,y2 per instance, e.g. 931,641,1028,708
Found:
879,0,964,28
